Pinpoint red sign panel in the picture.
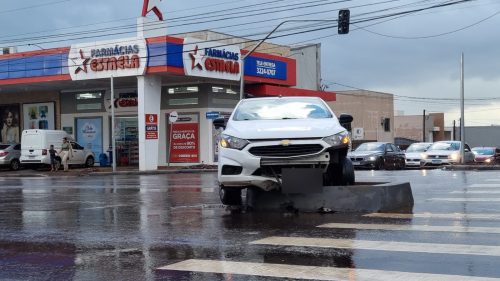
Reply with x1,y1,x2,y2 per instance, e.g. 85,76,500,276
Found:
170,123,199,163
145,114,158,139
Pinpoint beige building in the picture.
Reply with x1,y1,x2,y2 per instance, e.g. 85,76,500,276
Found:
394,113,448,147
327,90,394,143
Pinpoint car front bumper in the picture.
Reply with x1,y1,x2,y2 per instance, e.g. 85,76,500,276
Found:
420,158,457,166
218,139,335,191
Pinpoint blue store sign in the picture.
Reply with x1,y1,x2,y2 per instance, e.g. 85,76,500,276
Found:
244,56,287,80
206,111,220,119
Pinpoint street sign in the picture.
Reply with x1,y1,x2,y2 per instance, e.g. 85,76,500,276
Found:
206,111,220,119
169,111,178,123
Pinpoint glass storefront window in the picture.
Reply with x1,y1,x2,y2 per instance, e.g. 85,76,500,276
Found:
212,86,237,95
113,116,138,166
169,98,199,105
76,92,102,99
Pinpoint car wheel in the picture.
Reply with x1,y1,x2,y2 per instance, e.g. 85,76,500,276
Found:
10,159,20,171
325,158,355,186
219,185,242,206
85,156,95,167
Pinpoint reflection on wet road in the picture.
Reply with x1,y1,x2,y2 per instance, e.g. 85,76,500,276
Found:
1,170,500,280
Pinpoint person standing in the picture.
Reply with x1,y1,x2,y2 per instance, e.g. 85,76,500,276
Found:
58,137,73,172
49,145,58,172
1,110,20,144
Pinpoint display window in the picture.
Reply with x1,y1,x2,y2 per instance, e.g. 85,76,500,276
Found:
112,116,138,166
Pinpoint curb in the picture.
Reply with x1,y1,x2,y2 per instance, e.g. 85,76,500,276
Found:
443,165,500,171
89,169,218,176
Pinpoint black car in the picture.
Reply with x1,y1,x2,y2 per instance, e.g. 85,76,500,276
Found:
348,142,405,170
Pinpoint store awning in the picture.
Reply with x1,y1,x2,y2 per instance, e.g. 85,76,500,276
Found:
246,84,336,101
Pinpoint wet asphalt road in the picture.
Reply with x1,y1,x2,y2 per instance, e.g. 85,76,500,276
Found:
1,170,500,280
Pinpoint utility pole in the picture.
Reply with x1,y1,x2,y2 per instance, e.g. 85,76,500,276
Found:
422,109,426,142
460,53,465,164
452,120,456,141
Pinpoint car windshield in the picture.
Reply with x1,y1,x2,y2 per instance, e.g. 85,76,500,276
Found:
472,148,495,155
428,142,460,151
355,143,385,152
0,144,10,150
406,143,431,152
233,98,332,121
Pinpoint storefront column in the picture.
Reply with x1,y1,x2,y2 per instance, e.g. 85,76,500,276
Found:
137,75,162,171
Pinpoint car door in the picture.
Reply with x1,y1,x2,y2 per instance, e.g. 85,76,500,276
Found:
69,142,85,165
385,144,395,166
464,144,474,163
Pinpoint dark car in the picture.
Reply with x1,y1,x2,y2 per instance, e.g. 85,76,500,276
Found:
0,143,21,170
348,142,405,170
472,147,500,165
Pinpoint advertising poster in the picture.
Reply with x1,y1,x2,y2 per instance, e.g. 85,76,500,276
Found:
76,117,103,157
169,114,199,163
23,102,55,130
0,104,21,144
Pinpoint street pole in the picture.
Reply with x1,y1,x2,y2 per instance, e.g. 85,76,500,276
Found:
453,120,456,141
111,76,117,172
239,19,338,100
460,53,465,164
422,109,426,142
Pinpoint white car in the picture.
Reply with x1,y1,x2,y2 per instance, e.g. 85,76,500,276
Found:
421,141,474,167
405,142,432,168
213,96,354,206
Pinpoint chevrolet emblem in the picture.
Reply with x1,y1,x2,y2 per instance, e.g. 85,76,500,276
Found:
280,139,291,146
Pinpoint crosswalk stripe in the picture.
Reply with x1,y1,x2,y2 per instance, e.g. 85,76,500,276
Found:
250,236,500,256
364,213,500,220
429,198,500,202
450,191,500,194
485,179,500,182
317,222,500,234
468,184,500,188
158,259,499,281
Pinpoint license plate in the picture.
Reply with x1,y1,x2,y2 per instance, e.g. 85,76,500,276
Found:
432,159,441,164
29,155,35,158
352,161,360,165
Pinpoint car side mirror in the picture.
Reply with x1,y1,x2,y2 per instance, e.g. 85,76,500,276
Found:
213,117,227,130
339,114,353,132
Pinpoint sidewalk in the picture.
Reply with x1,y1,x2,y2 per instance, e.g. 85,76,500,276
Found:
0,164,217,177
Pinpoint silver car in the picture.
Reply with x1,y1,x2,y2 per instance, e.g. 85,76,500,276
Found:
405,142,432,168
421,141,475,167
0,143,21,170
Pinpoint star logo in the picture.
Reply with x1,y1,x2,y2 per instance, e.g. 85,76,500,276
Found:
142,0,163,21
189,45,204,70
74,49,90,74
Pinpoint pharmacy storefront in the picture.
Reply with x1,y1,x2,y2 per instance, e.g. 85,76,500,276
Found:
0,28,333,170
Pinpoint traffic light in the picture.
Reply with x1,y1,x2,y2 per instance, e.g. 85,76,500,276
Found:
338,9,350,34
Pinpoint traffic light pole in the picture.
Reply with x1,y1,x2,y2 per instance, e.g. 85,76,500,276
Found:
239,14,348,100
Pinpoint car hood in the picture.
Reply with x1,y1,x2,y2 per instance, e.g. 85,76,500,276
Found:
348,151,383,157
223,118,344,139
405,152,424,158
425,150,457,156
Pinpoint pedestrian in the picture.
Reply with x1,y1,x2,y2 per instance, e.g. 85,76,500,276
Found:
58,137,73,172
48,144,58,172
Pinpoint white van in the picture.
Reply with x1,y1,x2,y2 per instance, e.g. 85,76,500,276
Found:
20,129,95,168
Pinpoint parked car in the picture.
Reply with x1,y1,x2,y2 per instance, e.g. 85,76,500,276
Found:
472,147,500,165
0,143,21,170
420,141,474,167
348,142,406,170
404,142,432,168
213,96,354,206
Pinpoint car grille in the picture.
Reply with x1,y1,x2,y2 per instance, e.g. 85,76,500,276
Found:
249,144,324,157
426,155,448,159
350,157,364,161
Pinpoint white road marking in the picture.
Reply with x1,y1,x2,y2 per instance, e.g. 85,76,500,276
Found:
159,259,499,281
317,222,500,234
364,213,500,220
251,236,500,256
450,191,500,194
468,184,500,188
484,179,500,182
429,198,500,202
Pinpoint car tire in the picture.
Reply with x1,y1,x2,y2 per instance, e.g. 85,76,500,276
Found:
219,185,242,206
10,159,20,171
85,156,95,167
326,158,355,186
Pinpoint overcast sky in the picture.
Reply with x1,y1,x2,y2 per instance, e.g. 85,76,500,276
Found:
2,0,500,126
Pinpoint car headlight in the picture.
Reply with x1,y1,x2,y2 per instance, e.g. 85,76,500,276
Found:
219,134,249,150
485,158,492,163
322,131,350,147
368,156,377,161
421,153,427,159
449,153,459,160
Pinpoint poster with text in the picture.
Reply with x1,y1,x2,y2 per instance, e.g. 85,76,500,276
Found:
0,104,21,144
76,117,103,157
23,102,55,130
169,122,199,163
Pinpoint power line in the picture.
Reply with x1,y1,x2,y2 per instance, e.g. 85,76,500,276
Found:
0,0,72,15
